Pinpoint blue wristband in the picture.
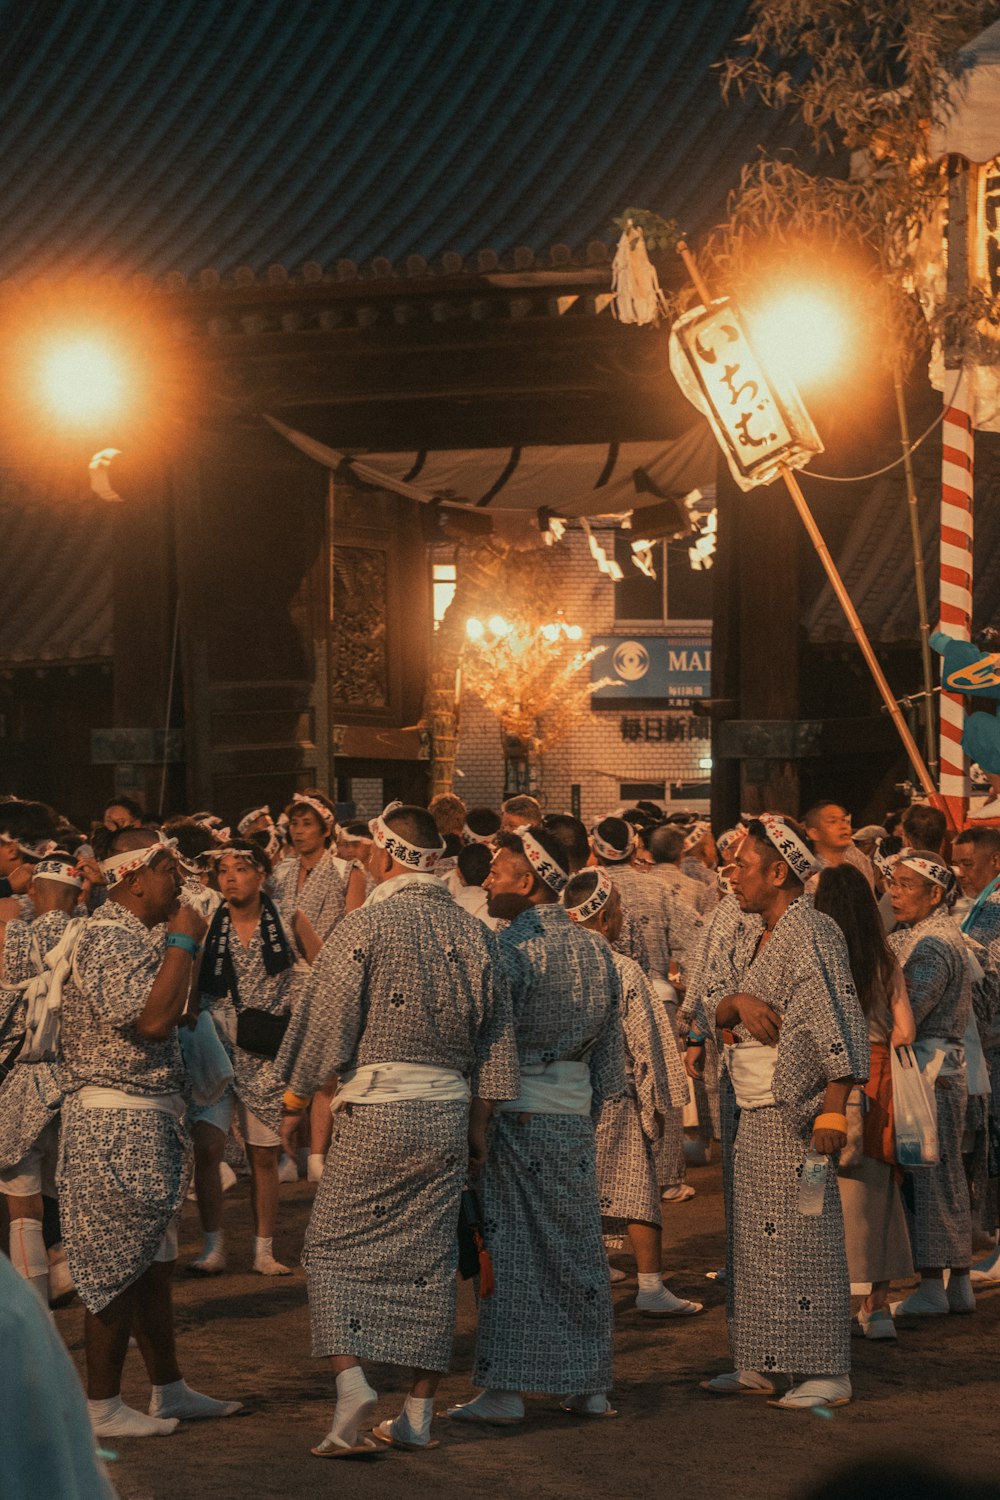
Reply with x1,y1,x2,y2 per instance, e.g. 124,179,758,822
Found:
165,932,200,959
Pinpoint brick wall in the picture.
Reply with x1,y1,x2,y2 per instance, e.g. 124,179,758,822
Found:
454,527,712,820
348,776,384,817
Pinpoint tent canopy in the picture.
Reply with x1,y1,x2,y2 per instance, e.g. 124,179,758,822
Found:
265,415,716,522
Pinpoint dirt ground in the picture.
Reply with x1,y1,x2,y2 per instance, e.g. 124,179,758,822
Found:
53,1158,1000,1500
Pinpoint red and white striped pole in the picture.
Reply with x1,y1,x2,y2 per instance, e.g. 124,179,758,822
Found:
939,389,974,832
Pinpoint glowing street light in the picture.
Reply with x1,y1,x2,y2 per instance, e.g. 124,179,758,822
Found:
35,335,129,427
746,289,847,386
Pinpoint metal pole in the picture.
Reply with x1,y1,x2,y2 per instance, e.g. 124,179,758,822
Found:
779,462,944,814
892,366,937,775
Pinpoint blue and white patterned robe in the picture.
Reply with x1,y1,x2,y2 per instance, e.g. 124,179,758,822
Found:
57,902,190,1313
272,849,351,941
472,903,627,1394
701,898,868,1377
0,910,73,1171
890,907,973,1266
278,879,518,1372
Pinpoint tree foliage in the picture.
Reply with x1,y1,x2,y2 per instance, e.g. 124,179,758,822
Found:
693,1,1000,372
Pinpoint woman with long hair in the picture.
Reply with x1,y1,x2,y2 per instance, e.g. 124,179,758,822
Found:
814,863,916,1340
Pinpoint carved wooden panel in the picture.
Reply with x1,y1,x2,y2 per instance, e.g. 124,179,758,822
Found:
330,545,389,707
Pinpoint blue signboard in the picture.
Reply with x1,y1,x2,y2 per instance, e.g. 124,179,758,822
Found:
590,635,712,701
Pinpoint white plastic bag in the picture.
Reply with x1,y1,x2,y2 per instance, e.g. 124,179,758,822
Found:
891,1044,939,1167
179,1011,234,1107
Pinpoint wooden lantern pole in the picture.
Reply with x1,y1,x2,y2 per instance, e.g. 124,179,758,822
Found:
676,241,947,821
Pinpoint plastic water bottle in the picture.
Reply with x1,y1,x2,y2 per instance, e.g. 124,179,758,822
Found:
798,1149,828,1216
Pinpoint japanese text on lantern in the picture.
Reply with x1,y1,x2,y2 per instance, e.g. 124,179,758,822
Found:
672,299,822,486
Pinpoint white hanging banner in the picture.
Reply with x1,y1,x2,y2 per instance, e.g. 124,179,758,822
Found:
917,156,1000,433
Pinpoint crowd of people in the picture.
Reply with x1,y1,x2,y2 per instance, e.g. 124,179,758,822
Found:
0,783,997,1471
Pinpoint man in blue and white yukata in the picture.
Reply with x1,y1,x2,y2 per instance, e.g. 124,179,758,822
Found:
59,828,242,1440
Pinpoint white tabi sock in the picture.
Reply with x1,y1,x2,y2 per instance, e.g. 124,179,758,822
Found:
447,1389,525,1423
637,1272,663,1293
323,1366,378,1450
149,1378,243,1421
9,1218,49,1307
401,1395,433,1443
89,1394,179,1437
891,1280,950,1317
253,1235,291,1275
562,1392,612,1415
190,1231,226,1275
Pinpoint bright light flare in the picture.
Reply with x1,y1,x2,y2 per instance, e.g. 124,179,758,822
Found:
540,623,561,643
746,290,847,386
565,625,583,641
36,336,130,425
466,618,485,641
488,615,510,637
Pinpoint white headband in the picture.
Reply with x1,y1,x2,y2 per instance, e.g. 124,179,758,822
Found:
755,815,819,883
32,858,84,889
215,845,267,869
289,794,335,830
564,867,613,923
591,823,636,863
873,841,902,879
717,824,746,858
683,821,710,852
464,823,498,846
518,829,569,893
371,815,445,872
99,838,178,884
898,854,952,890
237,806,272,836
190,813,233,845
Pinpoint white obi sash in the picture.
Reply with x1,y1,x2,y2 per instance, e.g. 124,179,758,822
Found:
332,1061,470,1110
76,1087,186,1116
497,1059,592,1117
725,1041,777,1109
912,1037,966,1085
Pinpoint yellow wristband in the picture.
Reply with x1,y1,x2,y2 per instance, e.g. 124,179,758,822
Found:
283,1090,311,1113
814,1112,848,1133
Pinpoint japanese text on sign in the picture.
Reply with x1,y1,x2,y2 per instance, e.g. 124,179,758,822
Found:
670,298,823,490
620,715,705,743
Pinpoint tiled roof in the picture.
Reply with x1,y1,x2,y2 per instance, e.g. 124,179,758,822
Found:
804,430,1000,645
0,0,813,285
0,473,113,667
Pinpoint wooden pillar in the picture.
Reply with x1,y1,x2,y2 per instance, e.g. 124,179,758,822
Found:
106,458,184,815
173,423,329,820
